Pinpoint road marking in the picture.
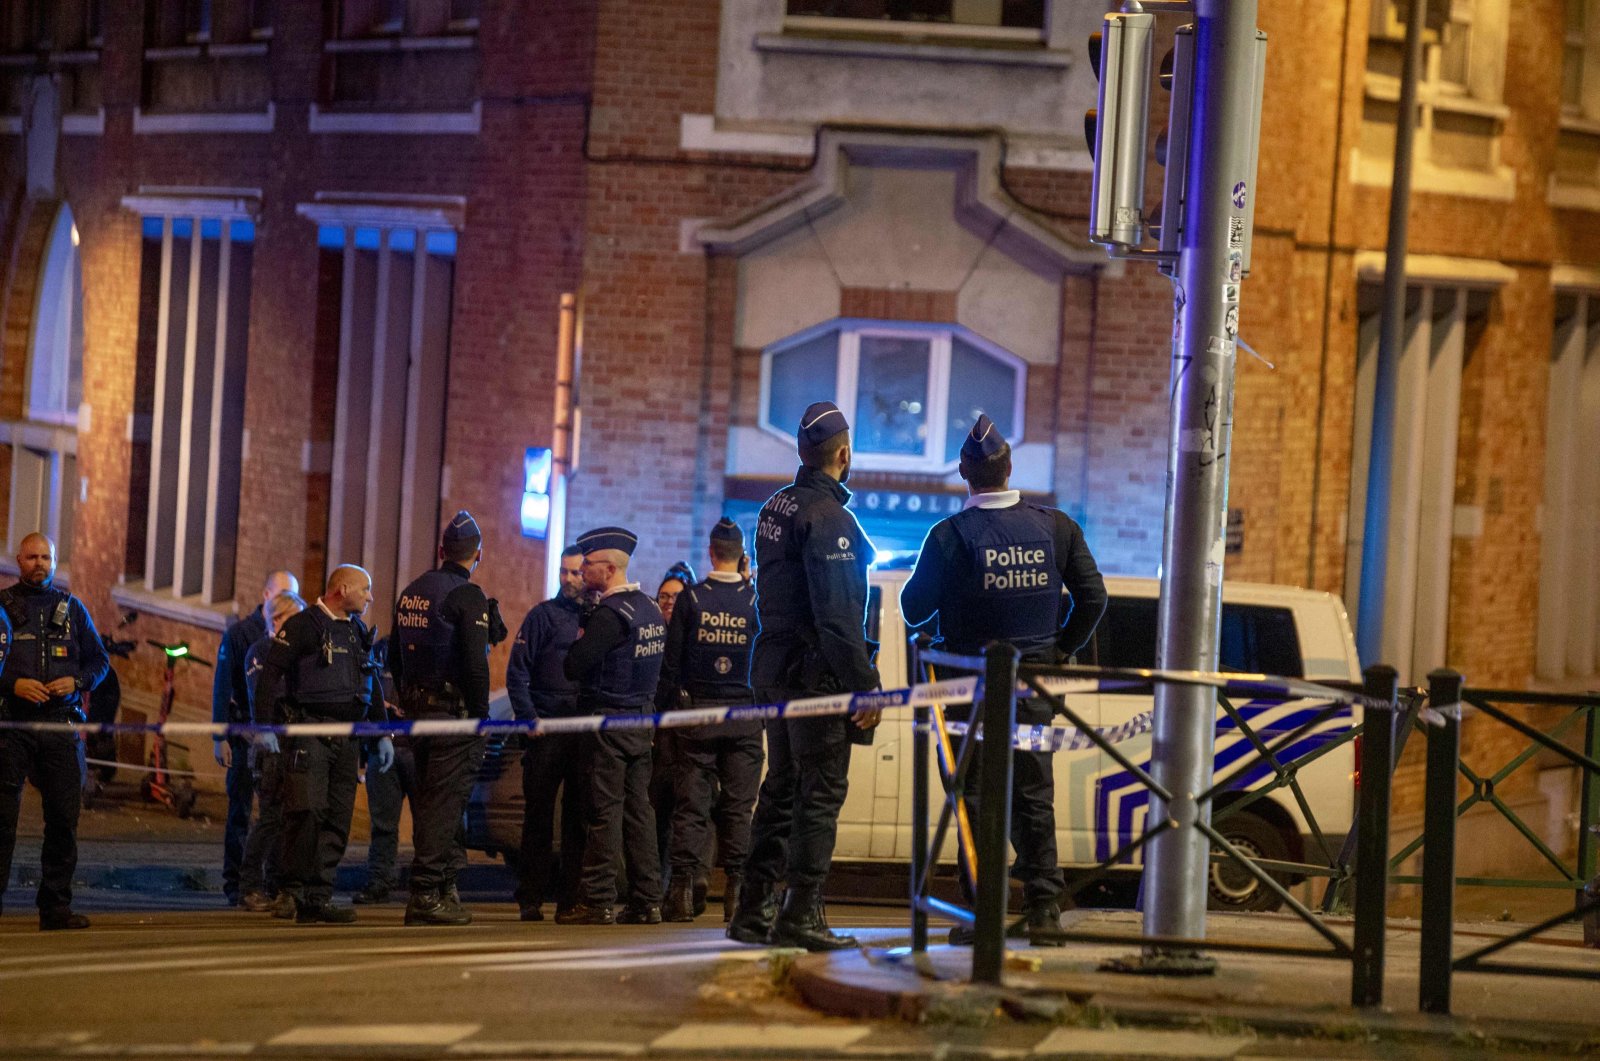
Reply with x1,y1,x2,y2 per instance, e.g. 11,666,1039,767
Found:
268,1023,481,1047
64,1047,253,1057
1032,1028,1251,1057
478,949,770,973
447,1042,646,1057
651,1023,870,1051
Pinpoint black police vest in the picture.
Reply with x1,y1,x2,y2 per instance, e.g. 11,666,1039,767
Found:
394,566,467,692
590,589,667,709
940,504,1063,661
0,586,82,710
293,608,372,714
529,599,581,716
682,578,755,703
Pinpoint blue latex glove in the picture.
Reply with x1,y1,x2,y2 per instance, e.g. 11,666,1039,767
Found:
254,732,280,755
373,737,395,774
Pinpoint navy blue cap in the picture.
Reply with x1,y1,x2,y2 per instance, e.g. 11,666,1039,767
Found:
959,414,1007,463
575,526,638,556
710,517,743,546
442,510,481,543
797,401,849,448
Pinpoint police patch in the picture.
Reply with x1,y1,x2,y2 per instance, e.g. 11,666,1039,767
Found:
837,536,850,550
714,656,732,675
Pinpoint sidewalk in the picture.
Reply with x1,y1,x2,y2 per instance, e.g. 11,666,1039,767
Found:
793,908,1600,1052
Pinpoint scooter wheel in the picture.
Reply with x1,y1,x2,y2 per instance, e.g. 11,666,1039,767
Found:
176,787,197,820
139,775,154,802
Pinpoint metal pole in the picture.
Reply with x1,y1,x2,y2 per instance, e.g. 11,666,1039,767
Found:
971,642,1018,986
1142,0,1258,953
1355,0,1429,667
1419,668,1462,1015
1578,700,1599,948
1352,665,1398,1008
910,637,930,954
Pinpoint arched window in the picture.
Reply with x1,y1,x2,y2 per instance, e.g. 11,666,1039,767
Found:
759,319,1025,473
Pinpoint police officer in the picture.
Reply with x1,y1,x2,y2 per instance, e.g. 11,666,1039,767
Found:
0,532,107,930
657,518,762,923
556,526,667,926
391,510,500,927
728,402,881,952
901,414,1107,945
506,544,586,921
241,590,307,918
254,564,392,924
213,569,299,907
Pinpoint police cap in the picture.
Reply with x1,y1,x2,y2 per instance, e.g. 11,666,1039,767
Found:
797,401,849,448
959,414,1007,464
443,510,481,544
576,526,638,556
710,517,743,548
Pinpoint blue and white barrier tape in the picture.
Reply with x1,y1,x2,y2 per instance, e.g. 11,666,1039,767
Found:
940,712,1157,753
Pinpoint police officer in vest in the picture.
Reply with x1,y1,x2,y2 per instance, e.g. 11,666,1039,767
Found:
557,526,667,925
901,414,1107,945
253,564,392,924
657,518,762,923
506,544,587,921
0,532,107,930
727,402,882,952
391,510,498,927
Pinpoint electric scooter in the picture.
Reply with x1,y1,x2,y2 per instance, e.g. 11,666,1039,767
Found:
138,640,209,818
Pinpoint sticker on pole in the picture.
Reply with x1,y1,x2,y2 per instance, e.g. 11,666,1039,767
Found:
1232,181,1247,209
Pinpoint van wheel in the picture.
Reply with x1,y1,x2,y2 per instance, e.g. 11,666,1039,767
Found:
1208,811,1289,912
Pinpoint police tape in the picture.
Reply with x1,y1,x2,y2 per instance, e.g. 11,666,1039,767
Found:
0,666,1376,742
937,712,1156,753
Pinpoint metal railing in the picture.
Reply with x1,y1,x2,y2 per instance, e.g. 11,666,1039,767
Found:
1414,669,1600,1014
905,636,1403,1004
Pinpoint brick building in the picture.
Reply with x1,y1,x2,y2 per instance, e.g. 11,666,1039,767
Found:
0,1,1594,860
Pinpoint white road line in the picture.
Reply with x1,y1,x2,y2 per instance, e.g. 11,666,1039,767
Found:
268,1023,481,1047
477,949,772,973
651,1023,871,1051
447,1042,646,1057
1032,1028,1251,1057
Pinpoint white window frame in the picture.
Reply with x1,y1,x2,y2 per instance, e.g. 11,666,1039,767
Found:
757,318,1026,475
24,204,82,429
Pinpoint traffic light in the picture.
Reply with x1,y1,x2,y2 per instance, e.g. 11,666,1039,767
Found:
1153,26,1194,266
1086,10,1155,249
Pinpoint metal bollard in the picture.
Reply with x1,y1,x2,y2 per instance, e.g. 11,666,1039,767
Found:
1419,668,1462,1015
1351,664,1398,1008
910,636,930,954
972,641,1019,987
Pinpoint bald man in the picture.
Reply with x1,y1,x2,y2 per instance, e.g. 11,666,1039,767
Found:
214,569,299,906
0,532,109,930
253,565,392,924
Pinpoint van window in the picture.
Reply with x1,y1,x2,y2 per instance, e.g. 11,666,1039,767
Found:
1093,598,1304,678
866,586,882,645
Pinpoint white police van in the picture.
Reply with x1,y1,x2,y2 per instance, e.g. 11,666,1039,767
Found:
836,571,1363,911
469,573,1361,913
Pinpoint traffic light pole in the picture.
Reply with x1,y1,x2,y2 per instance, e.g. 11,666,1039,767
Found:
1141,0,1260,960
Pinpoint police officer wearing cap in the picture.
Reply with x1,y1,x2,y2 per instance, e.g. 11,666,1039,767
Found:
391,510,502,927
557,526,667,926
0,532,106,930
657,518,762,923
254,564,392,924
728,402,881,952
901,413,1107,945
506,544,587,921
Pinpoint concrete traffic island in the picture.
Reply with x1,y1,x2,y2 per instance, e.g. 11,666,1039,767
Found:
790,909,1600,1053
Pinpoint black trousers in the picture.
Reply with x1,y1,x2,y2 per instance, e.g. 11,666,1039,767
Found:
408,731,485,894
364,739,419,891
744,707,854,892
515,731,587,911
0,729,81,912
280,735,359,905
959,747,1064,908
239,747,285,896
669,726,762,878
221,734,256,901
579,724,661,909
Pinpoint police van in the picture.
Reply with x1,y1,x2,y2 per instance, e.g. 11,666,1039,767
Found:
469,572,1362,912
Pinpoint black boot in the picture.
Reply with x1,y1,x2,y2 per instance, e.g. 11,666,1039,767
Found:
725,878,779,944
1025,900,1063,947
721,874,742,924
662,876,697,922
405,888,472,926
769,885,857,952
692,876,708,917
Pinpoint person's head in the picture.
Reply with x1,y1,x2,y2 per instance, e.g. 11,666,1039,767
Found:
16,532,55,587
575,527,638,593
324,564,373,618
557,545,584,601
707,516,744,573
266,590,307,636
956,413,1012,494
261,569,299,611
439,510,483,570
797,401,852,484
656,562,694,622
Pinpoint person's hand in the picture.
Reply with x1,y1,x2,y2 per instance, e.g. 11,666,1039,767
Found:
213,738,231,768
12,678,50,704
738,553,751,579
374,737,395,774
45,677,78,697
254,732,280,755
851,707,882,731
